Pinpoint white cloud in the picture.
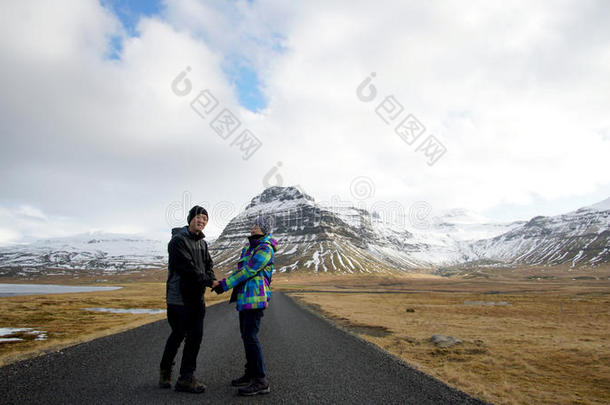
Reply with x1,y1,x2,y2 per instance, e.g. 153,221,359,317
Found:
0,0,609,244
15,206,47,221
253,0,610,211
0,205,85,244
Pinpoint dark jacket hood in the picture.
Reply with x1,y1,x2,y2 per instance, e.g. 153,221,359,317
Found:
172,226,205,241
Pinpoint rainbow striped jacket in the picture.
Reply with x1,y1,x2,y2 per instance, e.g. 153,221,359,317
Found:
220,234,278,311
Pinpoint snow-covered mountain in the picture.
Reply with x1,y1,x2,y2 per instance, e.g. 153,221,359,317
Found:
0,232,167,277
470,200,610,266
586,197,610,212
210,187,406,274
1,188,609,277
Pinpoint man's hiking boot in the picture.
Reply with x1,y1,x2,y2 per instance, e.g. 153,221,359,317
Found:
238,378,270,396
175,376,207,393
159,368,172,389
231,375,252,387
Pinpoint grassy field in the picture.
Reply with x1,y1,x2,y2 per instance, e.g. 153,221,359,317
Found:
0,271,228,367
274,265,610,405
2,265,609,404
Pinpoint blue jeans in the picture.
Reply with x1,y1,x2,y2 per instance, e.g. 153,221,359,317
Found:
239,309,266,379
160,302,205,379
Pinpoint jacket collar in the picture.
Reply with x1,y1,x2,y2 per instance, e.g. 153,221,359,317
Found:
183,226,205,241
247,233,278,252
248,234,264,246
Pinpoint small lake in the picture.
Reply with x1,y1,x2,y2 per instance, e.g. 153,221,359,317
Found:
0,284,122,297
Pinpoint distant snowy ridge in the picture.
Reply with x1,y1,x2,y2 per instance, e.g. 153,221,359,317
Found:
0,232,167,276
470,207,610,266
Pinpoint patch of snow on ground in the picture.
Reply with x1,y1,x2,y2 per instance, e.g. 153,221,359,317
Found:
0,327,47,343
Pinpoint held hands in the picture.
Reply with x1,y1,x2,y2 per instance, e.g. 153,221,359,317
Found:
211,280,225,295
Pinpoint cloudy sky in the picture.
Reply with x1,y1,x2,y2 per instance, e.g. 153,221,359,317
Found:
1,0,609,243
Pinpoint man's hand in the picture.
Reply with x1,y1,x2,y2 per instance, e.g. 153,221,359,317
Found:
211,280,220,289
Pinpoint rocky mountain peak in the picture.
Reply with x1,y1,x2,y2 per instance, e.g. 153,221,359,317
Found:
245,186,314,210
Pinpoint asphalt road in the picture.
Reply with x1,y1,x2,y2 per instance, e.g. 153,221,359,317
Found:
0,292,487,404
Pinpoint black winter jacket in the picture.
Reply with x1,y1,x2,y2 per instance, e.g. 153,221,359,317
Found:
166,226,216,306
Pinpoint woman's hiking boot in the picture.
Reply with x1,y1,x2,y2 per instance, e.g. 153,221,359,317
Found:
238,378,270,396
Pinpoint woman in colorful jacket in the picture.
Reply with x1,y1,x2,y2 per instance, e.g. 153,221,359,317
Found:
213,215,277,396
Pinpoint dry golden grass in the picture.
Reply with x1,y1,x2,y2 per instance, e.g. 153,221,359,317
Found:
278,266,610,405
0,279,228,367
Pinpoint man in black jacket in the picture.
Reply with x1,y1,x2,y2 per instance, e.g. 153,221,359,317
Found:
159,205,217,393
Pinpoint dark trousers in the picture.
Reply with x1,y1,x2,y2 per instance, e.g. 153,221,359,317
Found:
160,302,205,379
239,309,266,379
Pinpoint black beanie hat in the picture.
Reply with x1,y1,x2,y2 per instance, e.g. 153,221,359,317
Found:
187,205,208,225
